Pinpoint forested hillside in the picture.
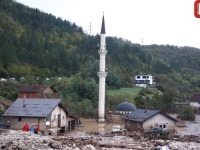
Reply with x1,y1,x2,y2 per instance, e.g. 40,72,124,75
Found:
0,0,200,117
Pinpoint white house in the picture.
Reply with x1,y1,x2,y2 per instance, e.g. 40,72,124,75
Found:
190,93,200,108
3,98,77,135
134,74,154,88
124,109,177,132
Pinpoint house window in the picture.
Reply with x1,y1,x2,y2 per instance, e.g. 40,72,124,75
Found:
137,123,140,128
18,117,22,122
147,76,149,78
137,76,140,79
54,115,56,120
143,76,146,78
198,102,200,105
63,115,65,120
159,124,166,129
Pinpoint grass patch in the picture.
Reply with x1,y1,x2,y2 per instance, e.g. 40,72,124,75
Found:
106,87,142,97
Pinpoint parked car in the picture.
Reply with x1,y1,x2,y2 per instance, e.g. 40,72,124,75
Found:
144,128,168,135
112,125,126,132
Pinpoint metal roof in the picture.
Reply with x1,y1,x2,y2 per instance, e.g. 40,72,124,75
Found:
3,98,61,117
124,109,177,123
124,109,160,123
190,93,200,102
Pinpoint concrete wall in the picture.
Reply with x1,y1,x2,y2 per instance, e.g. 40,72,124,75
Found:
106,113,125,123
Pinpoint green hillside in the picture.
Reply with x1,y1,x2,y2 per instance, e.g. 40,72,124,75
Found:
0,0,200,117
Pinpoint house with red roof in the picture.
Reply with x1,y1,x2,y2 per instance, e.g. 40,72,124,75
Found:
18,85,57,99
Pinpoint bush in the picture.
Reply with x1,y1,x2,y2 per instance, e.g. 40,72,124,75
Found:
178,105,195,121
139,88,146,96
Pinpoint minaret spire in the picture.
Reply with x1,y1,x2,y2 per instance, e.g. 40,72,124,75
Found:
97,14,107,122
101,15,106,34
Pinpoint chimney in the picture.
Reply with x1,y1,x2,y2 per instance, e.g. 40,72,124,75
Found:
23,94,26,107
144,101,147,113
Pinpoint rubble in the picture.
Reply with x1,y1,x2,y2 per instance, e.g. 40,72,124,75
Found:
1,127,200,149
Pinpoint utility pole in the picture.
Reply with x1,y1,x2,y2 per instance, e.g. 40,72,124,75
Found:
89,22,92,35
141,37,143,45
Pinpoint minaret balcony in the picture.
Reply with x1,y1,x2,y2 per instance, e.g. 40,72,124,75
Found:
97,71,107,77
98,49,107,55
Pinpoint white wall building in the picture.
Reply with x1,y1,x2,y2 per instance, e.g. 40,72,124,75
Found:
134,74,154,88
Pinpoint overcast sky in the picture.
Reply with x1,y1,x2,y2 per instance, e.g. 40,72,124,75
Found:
16,0,200,49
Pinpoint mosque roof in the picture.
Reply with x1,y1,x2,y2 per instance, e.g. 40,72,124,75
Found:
116,102,136,112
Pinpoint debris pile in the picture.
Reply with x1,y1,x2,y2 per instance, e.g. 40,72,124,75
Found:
1,129,200,149
0,129,94,150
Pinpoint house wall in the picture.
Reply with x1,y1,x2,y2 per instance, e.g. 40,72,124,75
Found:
48,105,67,128
3,116,46,132
44,87,57,98
125,121,144,132
125,113,176,132
18,92,41,98
143,113,176,132
134,74,153,84
190,102,200,108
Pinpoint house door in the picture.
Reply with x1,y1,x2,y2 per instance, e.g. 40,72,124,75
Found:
58,114,61,127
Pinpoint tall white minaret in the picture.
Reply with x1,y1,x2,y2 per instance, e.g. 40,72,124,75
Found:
97,15,107,122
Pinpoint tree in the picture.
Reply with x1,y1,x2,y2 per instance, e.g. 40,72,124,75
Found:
0,68,8,78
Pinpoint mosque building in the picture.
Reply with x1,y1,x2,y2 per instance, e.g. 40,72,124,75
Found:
106,101,137,123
